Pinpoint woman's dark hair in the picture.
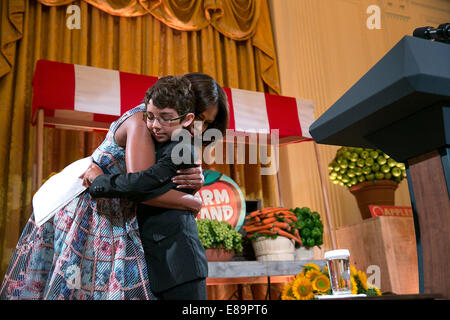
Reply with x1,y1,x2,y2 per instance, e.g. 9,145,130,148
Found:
182,72,229,136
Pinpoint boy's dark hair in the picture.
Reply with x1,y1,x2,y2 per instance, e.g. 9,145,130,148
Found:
144,75,195,116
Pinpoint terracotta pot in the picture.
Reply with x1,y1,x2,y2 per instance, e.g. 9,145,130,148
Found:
205,247,234,262
349,180,399,220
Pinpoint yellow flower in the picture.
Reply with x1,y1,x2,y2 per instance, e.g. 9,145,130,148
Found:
351,276,358,294
312,275,330,293
292,275,315,300
357,270,368,291
281,280,297,300
350,265,358,276
368,284,382,296
305,269,322,281
304,263,321,272
322,265,328,275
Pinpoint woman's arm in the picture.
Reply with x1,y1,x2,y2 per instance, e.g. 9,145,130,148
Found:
119,113,201,212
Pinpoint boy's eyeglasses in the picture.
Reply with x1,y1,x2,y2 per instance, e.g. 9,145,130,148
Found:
143,111,187,126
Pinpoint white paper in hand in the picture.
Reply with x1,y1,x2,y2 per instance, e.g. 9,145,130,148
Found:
33,157,92,227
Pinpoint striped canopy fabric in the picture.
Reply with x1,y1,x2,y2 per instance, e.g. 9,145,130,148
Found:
32,60,314,144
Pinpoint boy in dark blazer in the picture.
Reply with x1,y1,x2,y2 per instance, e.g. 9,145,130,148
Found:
86,76,208,300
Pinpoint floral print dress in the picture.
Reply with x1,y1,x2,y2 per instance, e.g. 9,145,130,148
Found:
0,105,156,300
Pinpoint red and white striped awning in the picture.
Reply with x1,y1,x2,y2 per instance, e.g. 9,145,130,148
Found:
32,60,314,144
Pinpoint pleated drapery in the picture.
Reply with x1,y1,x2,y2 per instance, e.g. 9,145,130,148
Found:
0,0,282,298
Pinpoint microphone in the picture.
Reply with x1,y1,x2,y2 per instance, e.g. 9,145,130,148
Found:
413,23,450,43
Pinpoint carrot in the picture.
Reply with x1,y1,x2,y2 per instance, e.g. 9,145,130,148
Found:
248,207,293,218
278,210,297,216
245,224,274,233
284,217,294,223
246,230,276,238
273,222,290,230
246,230,277,238
248,210,264,218
273,227,302,244
294,229,302,246
247,207,279,219
243,224,257,231
261,217,277,224
282,214,298,221
256,230,277,236
259,212,275,219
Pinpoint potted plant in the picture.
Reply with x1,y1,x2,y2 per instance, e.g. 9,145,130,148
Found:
196,219,243,262
243,207,302,261
289,207,324,260
328,147,406,219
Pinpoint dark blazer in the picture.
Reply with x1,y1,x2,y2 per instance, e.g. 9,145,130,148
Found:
89,139,208,293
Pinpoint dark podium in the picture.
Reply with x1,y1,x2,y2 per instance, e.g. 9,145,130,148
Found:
309,36,450,298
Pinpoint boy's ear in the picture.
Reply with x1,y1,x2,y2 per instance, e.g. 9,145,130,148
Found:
182,113,195,128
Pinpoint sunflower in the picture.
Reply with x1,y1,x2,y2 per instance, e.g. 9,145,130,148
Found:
350,265,358,276
281,280,297,300
351,275,358,294
305,269,322,281
357,270,368,291
292,275,315,300
367,284,382,296
322,265,328,275
294,271,302,279
312,275,331,293
304,263,321,272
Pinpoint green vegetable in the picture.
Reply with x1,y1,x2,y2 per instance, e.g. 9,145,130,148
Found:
306,238,315,248
311,212,320,220
315,236,323,246
300,228,311,238
377,156,387,165
310,228,320,239
196,219,243,253
328,147,406,188
291,206,324,249
375,172,385,180
296,220,306,229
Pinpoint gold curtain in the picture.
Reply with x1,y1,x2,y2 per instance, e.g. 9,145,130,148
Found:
0,0,282,299
32,0,280,94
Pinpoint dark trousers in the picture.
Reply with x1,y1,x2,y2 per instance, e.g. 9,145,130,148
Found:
154,278,207,300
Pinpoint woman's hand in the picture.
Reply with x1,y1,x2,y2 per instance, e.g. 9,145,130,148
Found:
190,193,203,218
172,164,204,192
79,162,104,187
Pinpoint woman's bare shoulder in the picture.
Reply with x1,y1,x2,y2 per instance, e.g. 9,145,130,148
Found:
115,111,147,146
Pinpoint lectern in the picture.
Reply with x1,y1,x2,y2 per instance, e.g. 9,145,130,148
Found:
309,36,450,298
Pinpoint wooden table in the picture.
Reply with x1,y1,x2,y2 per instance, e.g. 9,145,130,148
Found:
206,260,327,300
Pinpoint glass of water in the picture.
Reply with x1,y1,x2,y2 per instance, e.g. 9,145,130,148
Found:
324,249,351,295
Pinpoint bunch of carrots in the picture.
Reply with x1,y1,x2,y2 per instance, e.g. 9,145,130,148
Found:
243,207,302,245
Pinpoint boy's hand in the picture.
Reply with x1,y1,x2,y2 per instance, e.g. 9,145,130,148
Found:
79,162,104,187
172,163,204,192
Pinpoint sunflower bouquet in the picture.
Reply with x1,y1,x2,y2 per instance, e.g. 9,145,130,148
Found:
281,263,381,300
349,265,381,296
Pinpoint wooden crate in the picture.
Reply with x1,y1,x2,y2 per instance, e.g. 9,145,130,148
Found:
335,216,419,294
